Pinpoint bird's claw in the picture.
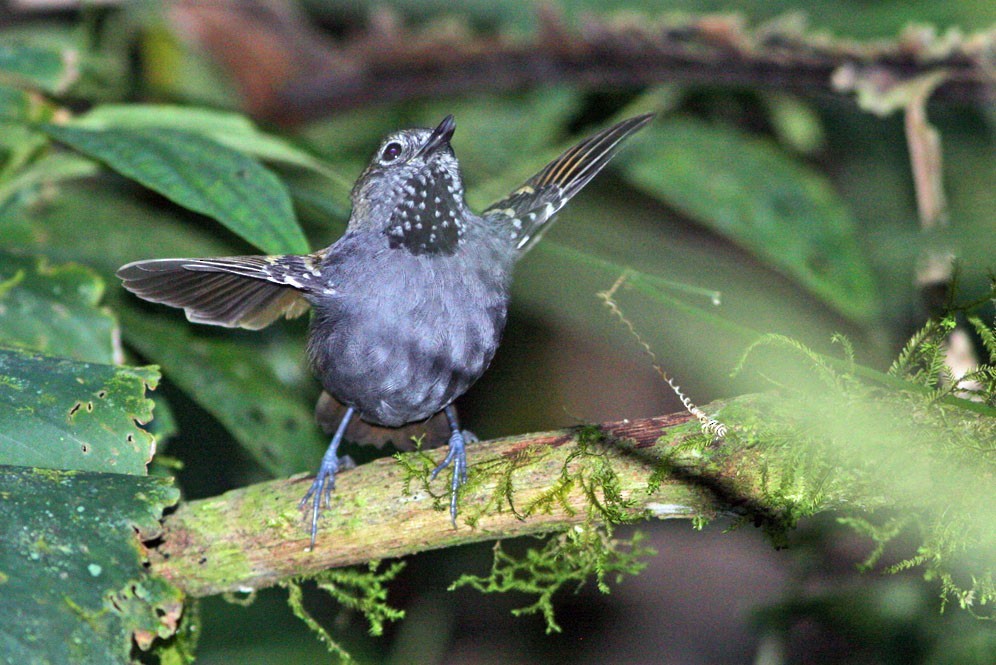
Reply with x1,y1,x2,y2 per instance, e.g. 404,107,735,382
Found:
300,455,350,549
431,429,469,527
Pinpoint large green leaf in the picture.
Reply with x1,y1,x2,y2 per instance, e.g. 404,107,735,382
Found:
0,466,181,664
0,252,120,364
0,42,78,94
0,348,157,474
72,104,334,175
0,183,325,477
619,117,879,323
43,124,309,254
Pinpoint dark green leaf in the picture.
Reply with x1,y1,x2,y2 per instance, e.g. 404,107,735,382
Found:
619,117,879,323
0,251,120,364
118,310,323,477
43,125,309,254
0,82,32,120
0,152,100,205
0,347,157,474
0,466,180,664
0,42,79,93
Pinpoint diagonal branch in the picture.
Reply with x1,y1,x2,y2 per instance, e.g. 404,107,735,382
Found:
149,394,888,598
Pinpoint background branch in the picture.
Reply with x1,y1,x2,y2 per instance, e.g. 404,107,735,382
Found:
150,394,889,598
166,2,996,123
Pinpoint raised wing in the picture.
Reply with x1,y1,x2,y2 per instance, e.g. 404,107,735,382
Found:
483,113,654,254
116,253,328,330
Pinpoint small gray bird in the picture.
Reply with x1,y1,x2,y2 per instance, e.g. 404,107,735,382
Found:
117,113,654,547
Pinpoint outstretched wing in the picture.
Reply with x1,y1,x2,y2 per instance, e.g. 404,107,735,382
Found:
483,113,654,254
116,253,328,330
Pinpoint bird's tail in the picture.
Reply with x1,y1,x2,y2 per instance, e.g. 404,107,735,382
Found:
482,113,655,254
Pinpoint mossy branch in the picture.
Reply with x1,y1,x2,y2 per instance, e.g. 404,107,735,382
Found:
149,394,891,598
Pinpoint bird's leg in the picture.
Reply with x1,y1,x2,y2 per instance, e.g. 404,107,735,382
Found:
430,405,470,527
300,406,355,549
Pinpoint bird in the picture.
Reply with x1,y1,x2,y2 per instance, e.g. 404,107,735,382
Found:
117,112,655,547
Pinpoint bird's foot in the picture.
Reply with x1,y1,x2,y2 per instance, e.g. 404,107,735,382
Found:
299,454,353,549
430,429,470,527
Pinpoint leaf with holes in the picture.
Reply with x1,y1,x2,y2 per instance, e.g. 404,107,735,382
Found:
0,252,121,364
43,124,309,254
2,182,325,478
0,466,181,664
0,347,158,474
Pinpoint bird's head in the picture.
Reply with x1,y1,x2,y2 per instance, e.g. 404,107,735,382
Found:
348,115,469,255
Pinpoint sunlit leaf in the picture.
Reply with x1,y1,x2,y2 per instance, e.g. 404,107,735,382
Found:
0,251,120,364
43,124,309,254
73,104,334,175
0,347,157,474
0,466,180,664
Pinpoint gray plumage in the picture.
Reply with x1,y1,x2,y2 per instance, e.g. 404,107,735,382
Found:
117,112,654,546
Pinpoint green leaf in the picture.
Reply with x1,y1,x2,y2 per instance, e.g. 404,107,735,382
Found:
0,347,158,474
619,117,879,323
0,42,79,94
42,124,309,254
0,82,32,121
118,310,323,477
0,251,120,364
0,466,181,664
1,183,324,477
72,104,334,174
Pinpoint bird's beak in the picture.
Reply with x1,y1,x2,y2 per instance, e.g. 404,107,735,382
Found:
418,115,456,157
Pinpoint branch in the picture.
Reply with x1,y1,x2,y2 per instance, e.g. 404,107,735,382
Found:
166,3,996,123
149,394,888,597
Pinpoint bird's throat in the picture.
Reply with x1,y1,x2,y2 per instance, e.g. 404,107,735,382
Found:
385,166,465,255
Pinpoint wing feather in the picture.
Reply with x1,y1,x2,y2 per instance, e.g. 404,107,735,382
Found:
117,253,327,330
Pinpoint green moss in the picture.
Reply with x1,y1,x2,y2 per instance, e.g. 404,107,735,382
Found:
733,310,996,615
447,425,656,633
450,528,654,634
282,560,406,663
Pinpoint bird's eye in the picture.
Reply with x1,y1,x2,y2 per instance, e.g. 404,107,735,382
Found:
381,142,403,162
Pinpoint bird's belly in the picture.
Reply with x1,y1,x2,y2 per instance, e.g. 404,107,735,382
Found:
309,284,506,427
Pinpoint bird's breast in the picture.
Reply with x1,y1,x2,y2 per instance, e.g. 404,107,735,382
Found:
307,242,510,427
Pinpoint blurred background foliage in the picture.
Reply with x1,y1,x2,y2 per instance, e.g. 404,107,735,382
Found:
0,0,994,663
